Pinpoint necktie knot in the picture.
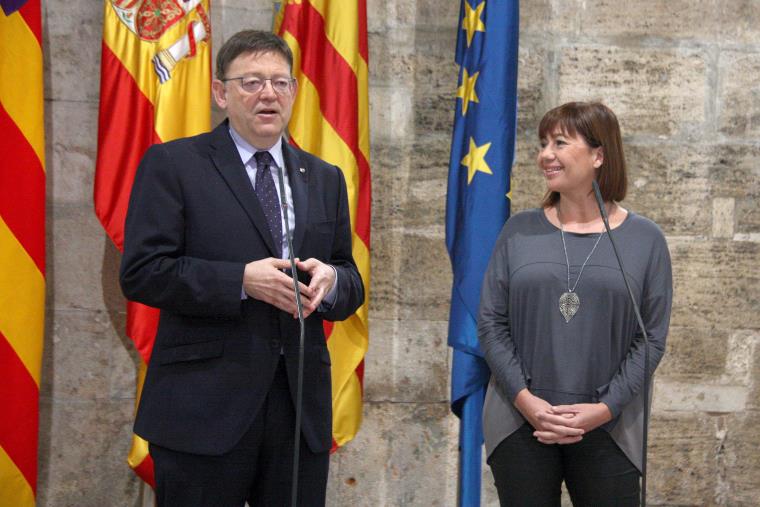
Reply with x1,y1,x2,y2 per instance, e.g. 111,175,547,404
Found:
254,150,274,168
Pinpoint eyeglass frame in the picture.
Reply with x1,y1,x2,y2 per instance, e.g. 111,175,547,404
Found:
220,75,297,96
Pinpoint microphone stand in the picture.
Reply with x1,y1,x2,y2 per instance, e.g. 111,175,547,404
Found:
275,162,306,507
592,180,650,507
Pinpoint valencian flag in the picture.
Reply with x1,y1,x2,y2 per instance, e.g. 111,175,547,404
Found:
94,0,211,485
275,0,371,448
446,0,519,504
0,1,45,505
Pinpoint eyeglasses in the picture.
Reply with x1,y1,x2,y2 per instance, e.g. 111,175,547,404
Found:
221,76,296,96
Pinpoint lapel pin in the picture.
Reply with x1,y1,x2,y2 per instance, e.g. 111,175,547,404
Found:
299,167,306,174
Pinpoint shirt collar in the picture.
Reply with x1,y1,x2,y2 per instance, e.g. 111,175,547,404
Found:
228,126,286,170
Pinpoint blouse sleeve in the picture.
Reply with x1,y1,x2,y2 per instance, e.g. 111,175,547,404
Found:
597,226,673,418
477,224,528,402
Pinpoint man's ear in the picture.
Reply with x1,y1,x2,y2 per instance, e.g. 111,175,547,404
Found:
211,80,227,109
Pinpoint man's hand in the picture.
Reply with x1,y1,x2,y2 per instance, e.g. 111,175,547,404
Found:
514,389,584,445
296,258,336,317
244,258,313,318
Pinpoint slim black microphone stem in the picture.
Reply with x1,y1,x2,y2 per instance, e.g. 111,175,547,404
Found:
592,180,650,507
274,161,306,507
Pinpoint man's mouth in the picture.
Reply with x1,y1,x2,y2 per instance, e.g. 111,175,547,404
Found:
256,108,278,118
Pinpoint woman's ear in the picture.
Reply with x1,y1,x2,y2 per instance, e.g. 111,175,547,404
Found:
593,147,604,169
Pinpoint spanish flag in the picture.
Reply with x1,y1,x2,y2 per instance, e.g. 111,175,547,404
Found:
275,0,371,449
94,0,212,485
0,0,45,504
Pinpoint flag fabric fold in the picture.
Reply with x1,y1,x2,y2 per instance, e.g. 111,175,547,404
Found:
0,1,45,505
446,1,519,505
94,0,212,485
275,0,371,449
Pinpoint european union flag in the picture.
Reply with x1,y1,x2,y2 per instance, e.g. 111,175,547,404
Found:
446,1,519,504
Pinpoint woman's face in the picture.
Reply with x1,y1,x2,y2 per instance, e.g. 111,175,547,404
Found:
537,128,603,197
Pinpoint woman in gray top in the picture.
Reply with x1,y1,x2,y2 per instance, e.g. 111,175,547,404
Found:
478,102,672,506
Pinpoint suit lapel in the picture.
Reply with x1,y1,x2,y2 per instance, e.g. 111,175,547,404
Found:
208,122,279,257
282,141,309,256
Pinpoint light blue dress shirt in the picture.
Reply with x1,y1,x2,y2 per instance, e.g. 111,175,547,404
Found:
229,126,337,307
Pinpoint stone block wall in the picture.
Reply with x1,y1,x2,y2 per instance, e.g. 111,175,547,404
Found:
38,0,759,505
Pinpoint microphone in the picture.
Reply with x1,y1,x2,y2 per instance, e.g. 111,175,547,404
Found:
274,160,306,507
592,181,610,223
592,180,651,507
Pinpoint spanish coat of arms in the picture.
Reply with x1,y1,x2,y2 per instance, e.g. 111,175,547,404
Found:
111,0,211,83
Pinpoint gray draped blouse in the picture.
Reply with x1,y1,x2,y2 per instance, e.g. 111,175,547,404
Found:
477,208,672,471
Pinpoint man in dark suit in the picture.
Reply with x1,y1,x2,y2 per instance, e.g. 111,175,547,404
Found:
119,30,364,506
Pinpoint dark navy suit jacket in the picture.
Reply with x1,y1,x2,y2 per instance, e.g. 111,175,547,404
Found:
119,120,364,455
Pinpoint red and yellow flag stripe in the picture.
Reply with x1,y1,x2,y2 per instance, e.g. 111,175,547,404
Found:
0,0,45,505
94,0,211,485
276,0,371,447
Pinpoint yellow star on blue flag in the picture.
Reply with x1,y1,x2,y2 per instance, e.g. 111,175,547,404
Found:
461,138,492,184
456,69,479,116
461,0,486,47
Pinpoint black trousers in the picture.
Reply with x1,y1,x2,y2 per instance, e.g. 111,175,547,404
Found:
487,423,640,507
149,357,329,507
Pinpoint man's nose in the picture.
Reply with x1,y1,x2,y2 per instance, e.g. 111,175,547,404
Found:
259,80,277,98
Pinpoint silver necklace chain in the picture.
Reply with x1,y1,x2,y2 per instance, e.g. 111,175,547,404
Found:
560,224,605,293
557,207,606,322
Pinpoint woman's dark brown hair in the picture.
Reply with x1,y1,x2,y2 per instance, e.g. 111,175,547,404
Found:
538,101,627,207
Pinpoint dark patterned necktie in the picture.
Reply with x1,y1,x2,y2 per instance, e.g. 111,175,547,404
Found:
253,151,282,258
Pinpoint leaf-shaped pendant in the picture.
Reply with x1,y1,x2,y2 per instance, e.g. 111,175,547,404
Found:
559,292,580,323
